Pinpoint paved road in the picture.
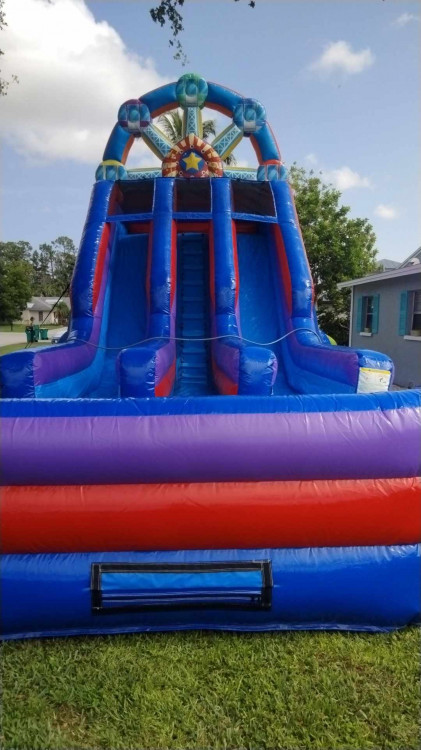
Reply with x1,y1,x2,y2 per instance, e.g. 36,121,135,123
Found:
0,332,27,346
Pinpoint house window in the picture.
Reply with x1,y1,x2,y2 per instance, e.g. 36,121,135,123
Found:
362,296,374,332
357,294,379,334
410,291,421,334
38,311,44,322
400,289,421,336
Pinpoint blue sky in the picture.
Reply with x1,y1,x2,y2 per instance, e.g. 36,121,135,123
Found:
1,0,419,262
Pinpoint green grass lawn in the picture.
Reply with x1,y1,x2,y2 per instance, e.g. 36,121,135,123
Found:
0,324,61,333
0,341,50,357
2,628,420,750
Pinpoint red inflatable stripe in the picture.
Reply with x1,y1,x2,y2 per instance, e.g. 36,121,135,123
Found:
231,219,239,307
273,224,292,314
92,223,111,311
155,360,176,397
2,478,420,554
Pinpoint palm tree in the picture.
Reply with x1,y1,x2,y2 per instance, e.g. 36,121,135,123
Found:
158,109,237,166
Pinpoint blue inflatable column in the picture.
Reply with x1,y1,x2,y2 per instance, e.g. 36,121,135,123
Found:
211,178,239,337
271,181,314,326
118,178,177,397
210,179,277,395
149,178,176,339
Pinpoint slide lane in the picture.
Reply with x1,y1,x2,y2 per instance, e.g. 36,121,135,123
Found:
174,233,215,396
270,180,393,394
237,226,295,395
88,230,149,397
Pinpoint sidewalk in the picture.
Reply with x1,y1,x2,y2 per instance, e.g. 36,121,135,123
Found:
0,332,27,346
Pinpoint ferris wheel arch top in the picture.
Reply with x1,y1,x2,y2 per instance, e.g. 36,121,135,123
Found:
96,74,287,183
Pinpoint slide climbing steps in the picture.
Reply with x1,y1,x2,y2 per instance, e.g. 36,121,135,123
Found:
175,233,214,396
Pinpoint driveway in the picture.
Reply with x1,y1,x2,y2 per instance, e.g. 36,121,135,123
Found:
0,332,27,346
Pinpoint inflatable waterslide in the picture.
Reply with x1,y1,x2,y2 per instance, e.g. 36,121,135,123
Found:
1,75,420,639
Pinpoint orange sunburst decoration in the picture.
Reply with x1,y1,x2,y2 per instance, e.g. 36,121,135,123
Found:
162,134,223,178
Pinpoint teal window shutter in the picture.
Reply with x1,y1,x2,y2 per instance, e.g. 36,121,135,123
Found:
399,291,408,335
372,295,380,334
356,296,363,333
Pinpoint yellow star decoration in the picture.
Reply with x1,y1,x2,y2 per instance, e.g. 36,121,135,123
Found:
182,152,202,171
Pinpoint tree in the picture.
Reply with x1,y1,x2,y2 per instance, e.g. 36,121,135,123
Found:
0,242,33,328
52,236,77,292
158,109,237,165
52,236,77,257
150,0,255,64
34,243,55,295
0,236,75,328
30,250,43,295
0,0,18,96
290,165,377,345
55,301,70,326
0,0,6,95
30,236,76,296
0,0,254,94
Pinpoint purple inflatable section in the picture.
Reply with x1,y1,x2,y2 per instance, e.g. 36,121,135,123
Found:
155,340,176,384
2,406,420,485
33,226,114,388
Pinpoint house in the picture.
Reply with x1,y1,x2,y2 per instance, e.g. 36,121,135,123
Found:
338,247,421,388
376,258,400,272
21,297,71,326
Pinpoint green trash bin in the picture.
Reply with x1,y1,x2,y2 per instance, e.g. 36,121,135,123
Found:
25,325,39,343
40,328,48,340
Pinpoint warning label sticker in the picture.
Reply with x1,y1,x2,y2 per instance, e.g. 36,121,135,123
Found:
357,367,392,394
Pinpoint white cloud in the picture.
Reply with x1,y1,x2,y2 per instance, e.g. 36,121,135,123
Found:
322,166,372,191
310,41,375,75
374,204,399,220
393,13,420,27
305,153,318,165
0,0,169,164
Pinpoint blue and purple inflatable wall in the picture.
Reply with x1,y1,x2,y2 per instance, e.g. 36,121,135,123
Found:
1,74,420,639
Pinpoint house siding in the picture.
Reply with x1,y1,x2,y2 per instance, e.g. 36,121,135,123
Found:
350,273,421,387
20,297,71,326
21,308,56,325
